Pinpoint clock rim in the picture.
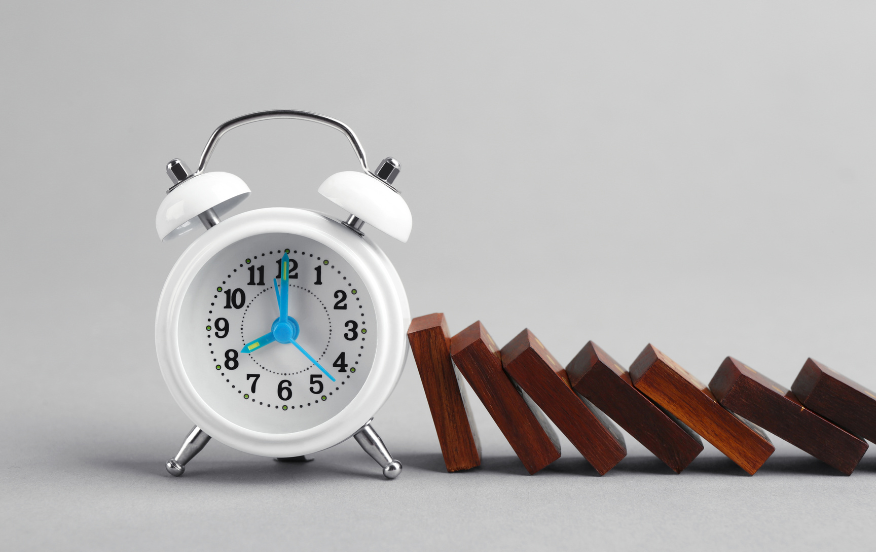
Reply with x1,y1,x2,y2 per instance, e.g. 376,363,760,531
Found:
155,207,410,457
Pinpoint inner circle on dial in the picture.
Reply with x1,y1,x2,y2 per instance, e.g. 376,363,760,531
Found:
179,233,377,435
241,284,332,376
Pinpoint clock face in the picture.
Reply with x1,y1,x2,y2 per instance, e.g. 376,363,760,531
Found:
178,232,376,434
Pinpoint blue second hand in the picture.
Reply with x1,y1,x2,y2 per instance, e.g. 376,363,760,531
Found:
290,339,336,382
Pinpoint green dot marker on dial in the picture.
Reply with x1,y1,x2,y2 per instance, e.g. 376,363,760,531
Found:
245,258,251,264
321,395,327,401
351,289,357,294
361,328,367,334
284,249,290,254
350,367,356,373
206,325,212,331
244,394,249,399
282,405,288,411
323,260,329,265
215,365,221,370
217,287,222,292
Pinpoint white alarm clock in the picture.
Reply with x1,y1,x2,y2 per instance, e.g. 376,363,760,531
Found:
154,110,412,478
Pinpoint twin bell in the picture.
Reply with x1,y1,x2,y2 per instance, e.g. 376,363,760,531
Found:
154,157,412,243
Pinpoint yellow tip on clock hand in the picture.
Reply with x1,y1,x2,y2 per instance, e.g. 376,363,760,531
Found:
241,331,276,353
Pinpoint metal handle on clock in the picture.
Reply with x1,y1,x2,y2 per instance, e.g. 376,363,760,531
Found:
195,110,371,175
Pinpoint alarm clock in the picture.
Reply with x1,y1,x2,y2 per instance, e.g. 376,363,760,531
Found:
154,110,412,479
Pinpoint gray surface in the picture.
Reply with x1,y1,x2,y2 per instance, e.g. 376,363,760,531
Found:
3,1,876,550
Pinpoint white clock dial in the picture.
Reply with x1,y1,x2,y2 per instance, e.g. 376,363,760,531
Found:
178,232,377,434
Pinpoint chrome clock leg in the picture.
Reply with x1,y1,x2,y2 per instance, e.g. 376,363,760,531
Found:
353,421,402,479
165,425,211,477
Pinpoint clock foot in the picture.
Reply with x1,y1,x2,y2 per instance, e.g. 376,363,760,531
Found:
275,456,313,463
165,425,211,477
354,421,402,480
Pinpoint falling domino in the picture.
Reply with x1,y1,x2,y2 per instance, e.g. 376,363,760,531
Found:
566,341,704,474
501,330,626,475
710,357,867,475
792,358,876,443
450,321,561,475
629,344,774,475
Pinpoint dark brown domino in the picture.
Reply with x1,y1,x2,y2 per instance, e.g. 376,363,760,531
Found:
710,357,867,475
450,321,560,474
407,314,481,472
792,358,876,442
629,344,774,475
567,341,703,473
500,330,626,475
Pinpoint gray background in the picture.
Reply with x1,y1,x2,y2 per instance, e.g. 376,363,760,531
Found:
2,1,876,550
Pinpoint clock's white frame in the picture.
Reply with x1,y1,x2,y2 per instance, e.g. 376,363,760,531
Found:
155,207,410,458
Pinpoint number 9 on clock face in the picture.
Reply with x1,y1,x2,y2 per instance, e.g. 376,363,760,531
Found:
177,233,377,434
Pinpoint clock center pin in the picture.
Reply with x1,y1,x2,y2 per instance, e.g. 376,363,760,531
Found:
271,317,300,343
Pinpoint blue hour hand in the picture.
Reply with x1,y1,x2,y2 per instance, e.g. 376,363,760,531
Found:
241,332,276,353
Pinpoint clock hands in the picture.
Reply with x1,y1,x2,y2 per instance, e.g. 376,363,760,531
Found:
290,341,336,382
241,326,337,382
279,252,289,321
241,331,276,353
239,252,336,382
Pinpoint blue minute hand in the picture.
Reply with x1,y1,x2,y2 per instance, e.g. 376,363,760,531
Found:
290,338,336,382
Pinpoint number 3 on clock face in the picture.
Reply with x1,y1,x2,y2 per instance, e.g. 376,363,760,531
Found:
177,232,378,435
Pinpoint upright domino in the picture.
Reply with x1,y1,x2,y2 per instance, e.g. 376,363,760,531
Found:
407,313,481,472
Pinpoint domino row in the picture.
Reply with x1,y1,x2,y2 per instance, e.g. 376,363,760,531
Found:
407,313,876,475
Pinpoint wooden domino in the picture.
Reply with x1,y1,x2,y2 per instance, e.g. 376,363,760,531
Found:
500,330,626,475
450,321,561,474
710,357,867,475
792,358,876,443
567,341,703,474
407,313,481,472
629,344,774,475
